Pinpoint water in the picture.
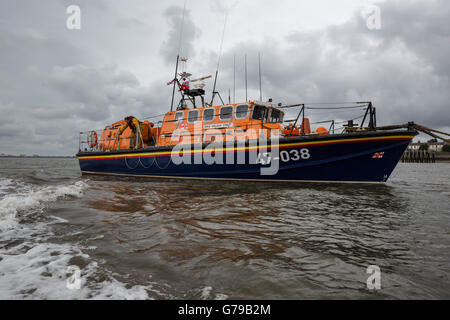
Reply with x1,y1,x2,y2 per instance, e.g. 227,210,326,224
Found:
0,157,449,299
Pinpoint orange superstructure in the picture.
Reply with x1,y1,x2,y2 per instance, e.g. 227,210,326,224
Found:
158,101,287,145
92,100,322,152
79,58,333,153
98,119,157,151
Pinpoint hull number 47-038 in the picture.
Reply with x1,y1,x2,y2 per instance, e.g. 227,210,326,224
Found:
257,148,311,165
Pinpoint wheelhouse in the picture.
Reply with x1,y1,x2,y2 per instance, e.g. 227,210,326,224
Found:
251,103,284,123
157,101,285,146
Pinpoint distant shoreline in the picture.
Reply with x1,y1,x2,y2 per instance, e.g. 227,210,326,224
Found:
0,156,76,159
1,154,449,161
435,154,450,163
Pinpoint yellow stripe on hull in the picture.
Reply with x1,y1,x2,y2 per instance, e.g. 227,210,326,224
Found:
78,135,414,160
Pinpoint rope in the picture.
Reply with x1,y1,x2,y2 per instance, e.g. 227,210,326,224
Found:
154,154,172,170
305,108,366,116
299,101,367,105
139,156,155,169
141,113,166,121
305,105,368,110
124,156,140,170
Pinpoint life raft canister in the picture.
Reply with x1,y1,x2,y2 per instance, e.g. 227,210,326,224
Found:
87,131,98,148
316,127,328,135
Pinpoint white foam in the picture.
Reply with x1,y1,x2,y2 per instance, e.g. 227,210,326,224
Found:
0,178,14,196
0,241,153,300
0,181,87,230
0,179,163,300
0,178,13,188
214,293,229,300
200,286,213,299
200,286,228,300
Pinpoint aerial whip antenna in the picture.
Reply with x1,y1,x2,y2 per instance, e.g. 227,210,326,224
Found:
210,11,228,106
245,53,248,102
258,52,262,101
233,53,236,103
170,0,187,112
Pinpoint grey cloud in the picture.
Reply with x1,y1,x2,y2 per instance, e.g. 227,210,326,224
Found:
209,0,241,14
160,5,201,64
40,64,169,127
42,64,140,121
213,0,450,128
115,17,147,30
0,62,165,155
0,0,449,156
376,0,450,76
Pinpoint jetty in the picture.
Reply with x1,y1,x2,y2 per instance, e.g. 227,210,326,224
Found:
401,150,435,163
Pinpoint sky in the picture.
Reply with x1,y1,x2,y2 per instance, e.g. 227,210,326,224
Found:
0,0,449,155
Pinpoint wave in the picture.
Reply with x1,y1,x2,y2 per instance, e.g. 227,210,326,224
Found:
0,178,161,299
0,180,87,229
0,178,14,195
0,241,155,299
200,286,228,300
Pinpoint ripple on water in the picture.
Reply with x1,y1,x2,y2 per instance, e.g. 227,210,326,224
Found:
1,159,450,299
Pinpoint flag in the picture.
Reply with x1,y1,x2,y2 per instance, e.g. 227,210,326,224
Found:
372,152,385,159
180,81,190,91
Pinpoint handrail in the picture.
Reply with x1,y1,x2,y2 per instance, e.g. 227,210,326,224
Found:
79,101,396,152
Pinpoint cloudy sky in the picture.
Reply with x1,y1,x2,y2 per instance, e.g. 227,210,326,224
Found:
0,0,449,155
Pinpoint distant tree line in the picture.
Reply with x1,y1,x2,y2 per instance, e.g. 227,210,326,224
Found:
419,141,450,152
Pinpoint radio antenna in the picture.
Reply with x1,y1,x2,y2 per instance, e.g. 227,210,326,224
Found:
233,53,236,103
210,12,228,106
245,53,248,102
170,0,187,112
258,52,262,101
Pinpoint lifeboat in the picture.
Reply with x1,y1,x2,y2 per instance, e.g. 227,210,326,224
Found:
76,66,418,183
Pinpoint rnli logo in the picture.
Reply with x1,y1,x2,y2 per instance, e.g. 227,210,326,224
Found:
372,152,384,159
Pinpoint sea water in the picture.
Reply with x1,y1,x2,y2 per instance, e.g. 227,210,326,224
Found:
0,157,449,299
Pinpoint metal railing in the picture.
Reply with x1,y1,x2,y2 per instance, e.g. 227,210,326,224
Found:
79,102,380,152
78,126,145,152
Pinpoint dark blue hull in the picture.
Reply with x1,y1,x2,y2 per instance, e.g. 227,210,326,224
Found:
77,130,416,183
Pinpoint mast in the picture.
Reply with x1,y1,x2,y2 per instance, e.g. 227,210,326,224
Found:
170,55,179,112
210,12,228,106
170,0,187,111
211,69,219,105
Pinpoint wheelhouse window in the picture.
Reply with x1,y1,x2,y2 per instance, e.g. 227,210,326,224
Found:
203,108,215,122
235,104,249,119
267,108,284,123
187,110,200,123
174,111,184,124
219,106,233,121
252,105,266,120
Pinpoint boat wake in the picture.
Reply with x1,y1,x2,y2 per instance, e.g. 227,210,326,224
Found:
0,177,161,299
0,179,86,229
